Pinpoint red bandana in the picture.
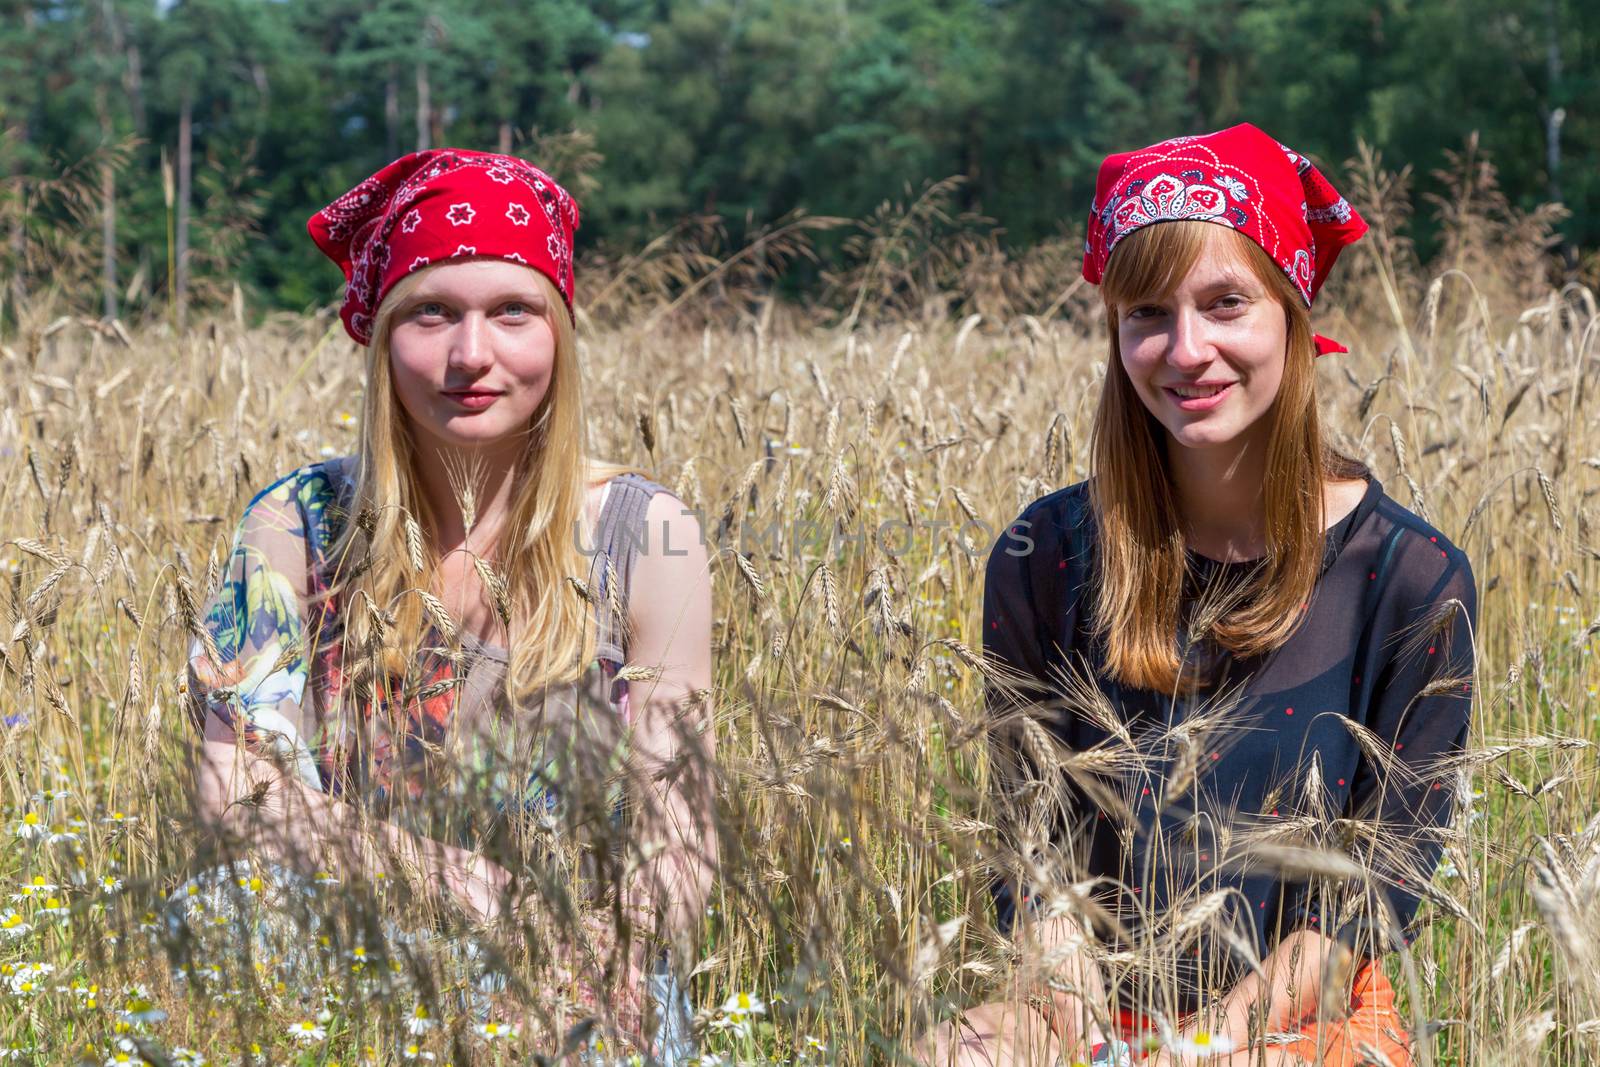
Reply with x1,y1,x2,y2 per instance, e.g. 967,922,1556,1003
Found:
307,149,580,346
1081,123,1367,355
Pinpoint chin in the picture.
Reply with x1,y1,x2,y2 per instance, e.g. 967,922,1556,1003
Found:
425,418,525,449
435,422,515,441
1166,422,1247,451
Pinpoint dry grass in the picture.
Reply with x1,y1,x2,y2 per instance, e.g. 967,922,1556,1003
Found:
0,145,1597,1065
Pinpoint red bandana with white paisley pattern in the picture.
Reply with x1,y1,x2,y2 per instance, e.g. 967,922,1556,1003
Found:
307,148,580,346
1082,123,1367,355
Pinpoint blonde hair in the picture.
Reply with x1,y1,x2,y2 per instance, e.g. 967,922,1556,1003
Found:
1089,221,1366,693
326,263,636,701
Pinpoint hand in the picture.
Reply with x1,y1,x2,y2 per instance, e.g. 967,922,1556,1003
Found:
494,901,655,1048
514,950,647,1058
569,910,650,1040
435,847,513,924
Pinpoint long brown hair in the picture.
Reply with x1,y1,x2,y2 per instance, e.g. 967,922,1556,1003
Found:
1089,220,1366,693
326,265,636,700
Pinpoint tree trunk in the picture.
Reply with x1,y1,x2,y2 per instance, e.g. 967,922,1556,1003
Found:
123,42,145,133
385,66,400,159
102,0,143,136
101,157,118,320
176,87,192,330
97,89,118,321
7,166,25,314
415,60,431,151
498,119,512,154
1544,0,1563,204
1544,108,1565,204
8,7,35,311
1544,0,1575,273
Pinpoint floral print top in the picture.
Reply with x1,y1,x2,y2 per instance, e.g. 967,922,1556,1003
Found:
185,455,667,849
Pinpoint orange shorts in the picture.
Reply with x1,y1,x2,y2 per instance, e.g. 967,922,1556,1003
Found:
1113,962,1414,1066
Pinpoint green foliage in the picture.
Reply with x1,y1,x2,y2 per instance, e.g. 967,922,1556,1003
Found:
0,0,1593,321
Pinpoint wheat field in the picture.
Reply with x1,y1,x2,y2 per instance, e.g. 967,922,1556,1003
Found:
0,151,1597,1066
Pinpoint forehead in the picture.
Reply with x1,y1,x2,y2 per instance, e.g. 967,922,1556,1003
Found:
1180,228,1263,286
408,258,546,298
1103,220,1275,308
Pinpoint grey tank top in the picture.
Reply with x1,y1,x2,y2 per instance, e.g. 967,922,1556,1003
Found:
367,470,672,844
454,470,670,685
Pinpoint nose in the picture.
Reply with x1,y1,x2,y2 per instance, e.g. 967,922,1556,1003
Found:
1165,307,1212,370
447,312,494,373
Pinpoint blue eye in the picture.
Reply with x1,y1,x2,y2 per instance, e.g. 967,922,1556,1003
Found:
502,302,528,317
416,302,446,319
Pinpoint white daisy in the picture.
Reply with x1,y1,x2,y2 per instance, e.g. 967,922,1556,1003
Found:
9,963,54,996
405,1003,436,1035
287,1019,326,1043
720,990,766,1016
1169,1030,1236,1058
475,1021,517,1042
120,988,167,1025
13,876,56,900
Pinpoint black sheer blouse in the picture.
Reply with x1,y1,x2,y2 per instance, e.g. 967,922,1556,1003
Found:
982,476,1476,1012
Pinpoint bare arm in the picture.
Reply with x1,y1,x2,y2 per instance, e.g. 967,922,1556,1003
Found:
192,721,513,923
1223,929,1349,1037
616,493,718,961
1147,928,1351,1065
1025,910,1116,1053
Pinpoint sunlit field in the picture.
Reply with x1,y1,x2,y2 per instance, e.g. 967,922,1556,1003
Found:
1,150,1597,1066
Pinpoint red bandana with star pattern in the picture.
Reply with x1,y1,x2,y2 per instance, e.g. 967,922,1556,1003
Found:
307,148,580,346
1082,123,1367,355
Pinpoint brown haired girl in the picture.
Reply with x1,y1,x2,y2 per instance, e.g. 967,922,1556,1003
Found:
177,150,713,1061
926,125,1476,1066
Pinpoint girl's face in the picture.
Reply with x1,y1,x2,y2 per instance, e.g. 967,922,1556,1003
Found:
386,259,559,454
1116,232,1288,453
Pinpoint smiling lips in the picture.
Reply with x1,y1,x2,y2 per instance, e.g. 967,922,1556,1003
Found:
1164,381,1236,411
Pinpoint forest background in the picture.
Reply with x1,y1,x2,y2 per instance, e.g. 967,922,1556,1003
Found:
1,0,1597,329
